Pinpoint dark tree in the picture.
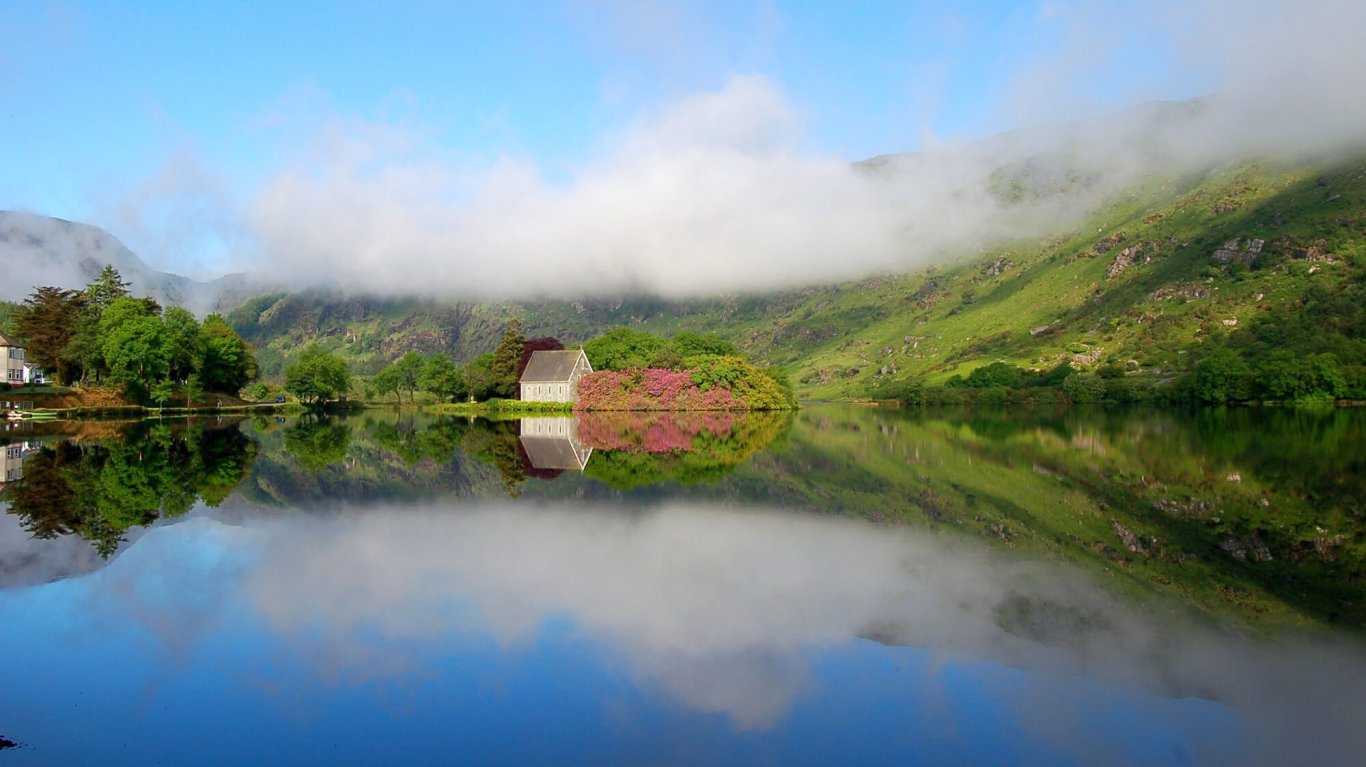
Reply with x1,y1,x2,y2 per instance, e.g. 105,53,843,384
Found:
517,336,565,378
12,286,84,383
490,319,526,398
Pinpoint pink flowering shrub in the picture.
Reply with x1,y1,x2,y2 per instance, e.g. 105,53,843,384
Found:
576,368,746,411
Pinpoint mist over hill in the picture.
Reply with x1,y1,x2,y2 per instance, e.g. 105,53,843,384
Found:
0,210,258,315
5,98,1364,401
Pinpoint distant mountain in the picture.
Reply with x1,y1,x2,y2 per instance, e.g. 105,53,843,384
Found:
223,151,1366,399
0,211,255,314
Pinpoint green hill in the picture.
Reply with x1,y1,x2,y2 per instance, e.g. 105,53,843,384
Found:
225,153,1366,399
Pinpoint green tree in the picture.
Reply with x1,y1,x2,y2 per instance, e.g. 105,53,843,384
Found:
490,319,526,398
419,353,466,402
12,286,84,384
284,415,352,471
371,365,401,403
84,264,132,311
183,373,204,407
99,297,170,397
284,344,351,406
1063,372,1107,403
199,315,256,394
1258,350,1345,401
392,351,425,403
963,361,1024,389
163,306,204,382
584,327,666,371
1190,350,1253,404
669,332,736,359
461,352,498,401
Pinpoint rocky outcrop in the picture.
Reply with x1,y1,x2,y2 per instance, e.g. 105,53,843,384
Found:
1212,237,1264,266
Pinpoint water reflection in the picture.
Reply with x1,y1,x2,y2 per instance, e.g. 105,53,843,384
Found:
519,417,593,471
4,500,1366,765
3,405,1364,632
1,405,1365,764
1,420,254,558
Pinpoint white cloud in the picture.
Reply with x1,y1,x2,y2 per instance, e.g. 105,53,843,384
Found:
211,1,1366,299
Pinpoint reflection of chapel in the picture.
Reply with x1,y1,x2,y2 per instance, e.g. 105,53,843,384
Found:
518,417,593,471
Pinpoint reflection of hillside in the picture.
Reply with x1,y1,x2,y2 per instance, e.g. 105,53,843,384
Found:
238,413,501,506
750,405,1366,631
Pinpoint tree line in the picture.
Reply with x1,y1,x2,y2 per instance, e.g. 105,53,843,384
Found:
283,320,793,408
7,266,257,404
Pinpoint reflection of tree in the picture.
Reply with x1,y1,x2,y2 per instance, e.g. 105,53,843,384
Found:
459,420,526,497
365,417,428,466
284,415,352,472
1,424,255,557
579,410,792,490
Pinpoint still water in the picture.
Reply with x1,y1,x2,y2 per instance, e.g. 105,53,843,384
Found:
1,405,1363,765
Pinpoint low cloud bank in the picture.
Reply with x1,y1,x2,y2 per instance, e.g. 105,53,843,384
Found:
239,0,1366,299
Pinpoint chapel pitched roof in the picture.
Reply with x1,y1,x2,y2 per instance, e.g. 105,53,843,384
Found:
519,436,592,471
520,350,589,383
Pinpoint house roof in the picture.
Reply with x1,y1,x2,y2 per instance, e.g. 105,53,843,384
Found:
0,331,23,349
520,350,590,383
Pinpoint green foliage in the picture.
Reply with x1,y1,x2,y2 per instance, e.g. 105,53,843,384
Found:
490,319,526,398
1,424,254,557
163,306,205,381
99,297,170,395
284,415,352,471
1257,350,1344,401
1062,372,1107,403
668,332,736,359
371,365,401,402
284,344,351,406
584,327,666,371
12,286,84,384
0,299,18,336
461,352,498,401
419,353,466,402
373,351,426,404
1190,349,1254,404
84,264,132,311
246,381,272,401
690,355,796,409
199,314,256,394
960,362,1024,389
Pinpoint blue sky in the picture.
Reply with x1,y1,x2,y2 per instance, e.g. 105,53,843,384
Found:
1,1,1360,294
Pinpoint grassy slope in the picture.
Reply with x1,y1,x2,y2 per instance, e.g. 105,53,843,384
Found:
224,154,1366,397
708,155,1366,397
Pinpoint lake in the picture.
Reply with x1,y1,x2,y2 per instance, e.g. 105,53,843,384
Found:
2,404,1364,765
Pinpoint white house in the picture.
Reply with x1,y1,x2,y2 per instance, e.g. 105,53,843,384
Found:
519,349,593,403
22,363,45,385
0,332,26,386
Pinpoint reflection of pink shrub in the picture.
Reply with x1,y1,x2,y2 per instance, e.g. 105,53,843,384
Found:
578,410,743,453
576,368,746,411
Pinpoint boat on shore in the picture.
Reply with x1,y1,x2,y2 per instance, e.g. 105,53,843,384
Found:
5,410,57,421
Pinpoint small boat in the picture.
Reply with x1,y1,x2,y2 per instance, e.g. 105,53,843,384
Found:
5,410,56,421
